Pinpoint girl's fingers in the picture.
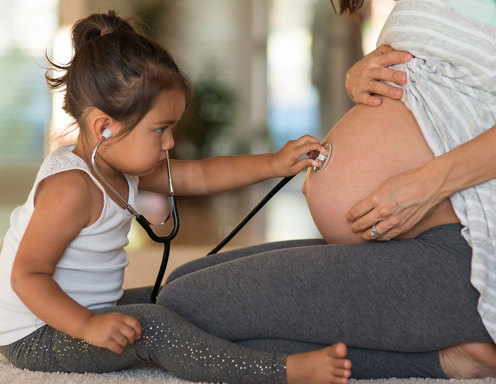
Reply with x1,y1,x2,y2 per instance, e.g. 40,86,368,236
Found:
112,332,130,349
299,142,325,158
290,158,320,173
294,134,322,147
119,324,139,344
107,339,125,354
123,316,142,339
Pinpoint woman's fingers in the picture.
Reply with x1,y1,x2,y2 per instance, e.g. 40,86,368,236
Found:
346,167,441,241
345,198,375,223
367,80,404,100
346,45,413,106
373,47,413,69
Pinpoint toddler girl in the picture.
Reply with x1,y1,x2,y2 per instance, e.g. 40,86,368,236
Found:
0,10,351,384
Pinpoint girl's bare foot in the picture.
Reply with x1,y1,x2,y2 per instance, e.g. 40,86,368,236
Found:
286,342,352,384
440,342,496,379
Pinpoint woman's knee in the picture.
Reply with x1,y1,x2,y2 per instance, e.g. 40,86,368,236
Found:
157,278,200,318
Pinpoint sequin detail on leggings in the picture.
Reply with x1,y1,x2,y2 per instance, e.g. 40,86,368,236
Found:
0,303,287,384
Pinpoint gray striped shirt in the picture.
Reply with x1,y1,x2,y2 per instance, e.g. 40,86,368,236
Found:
378,0,496,339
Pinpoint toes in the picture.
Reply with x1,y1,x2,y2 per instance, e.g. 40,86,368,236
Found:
332,367,352,378
327,342,348,359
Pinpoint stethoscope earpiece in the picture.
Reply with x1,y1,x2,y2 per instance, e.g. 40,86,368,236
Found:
102,128,112,139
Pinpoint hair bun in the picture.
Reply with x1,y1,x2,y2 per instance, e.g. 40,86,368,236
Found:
71,11,135,54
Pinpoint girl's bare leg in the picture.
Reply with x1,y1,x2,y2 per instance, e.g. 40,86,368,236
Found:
287,343,352,384
440,342,496,379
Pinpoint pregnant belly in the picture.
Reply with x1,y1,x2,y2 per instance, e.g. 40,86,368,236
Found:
303,97,459,244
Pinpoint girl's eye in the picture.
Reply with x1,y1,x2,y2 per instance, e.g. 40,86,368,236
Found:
155,127,165,134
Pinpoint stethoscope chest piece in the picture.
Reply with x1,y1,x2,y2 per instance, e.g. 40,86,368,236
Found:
311,142,332,173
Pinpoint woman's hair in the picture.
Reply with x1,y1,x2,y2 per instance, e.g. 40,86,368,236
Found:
329,0,365,15
46,10,192,134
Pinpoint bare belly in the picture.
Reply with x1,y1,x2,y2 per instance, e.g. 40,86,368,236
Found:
303,97,459,244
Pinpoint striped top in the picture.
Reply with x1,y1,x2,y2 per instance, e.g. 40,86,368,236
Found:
378,0,496,340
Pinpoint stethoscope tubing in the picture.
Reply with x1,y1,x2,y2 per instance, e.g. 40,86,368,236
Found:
207,175,295,255
149,199,179,303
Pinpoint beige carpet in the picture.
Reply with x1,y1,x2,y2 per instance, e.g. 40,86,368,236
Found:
4,352,496,384
0,352,197,383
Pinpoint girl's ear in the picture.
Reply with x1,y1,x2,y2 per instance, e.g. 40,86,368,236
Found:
91,112,121,140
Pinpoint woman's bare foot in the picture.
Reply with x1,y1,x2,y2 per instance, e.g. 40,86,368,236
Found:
440,342,496,379
286,343,352,384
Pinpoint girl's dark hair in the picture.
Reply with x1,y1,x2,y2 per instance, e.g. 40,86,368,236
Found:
330,0,365,15
46,10,192,133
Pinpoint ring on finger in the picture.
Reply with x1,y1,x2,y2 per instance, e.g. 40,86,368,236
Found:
370,223,383,238
367,80,375,92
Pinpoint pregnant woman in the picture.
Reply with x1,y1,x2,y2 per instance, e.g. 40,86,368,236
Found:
159,0,496,381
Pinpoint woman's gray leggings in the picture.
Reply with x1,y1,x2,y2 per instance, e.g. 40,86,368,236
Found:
159,223,492,379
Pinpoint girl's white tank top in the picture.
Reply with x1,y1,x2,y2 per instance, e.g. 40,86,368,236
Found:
0,145,139,345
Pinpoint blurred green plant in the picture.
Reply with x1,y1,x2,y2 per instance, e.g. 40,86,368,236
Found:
174,76,237,159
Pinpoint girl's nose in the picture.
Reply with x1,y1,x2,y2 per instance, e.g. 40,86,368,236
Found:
162,133,174,151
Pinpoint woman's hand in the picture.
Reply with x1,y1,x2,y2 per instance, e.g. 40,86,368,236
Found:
345,165,445,241
345,45,413,106
82,313,142,354
270,135,324,177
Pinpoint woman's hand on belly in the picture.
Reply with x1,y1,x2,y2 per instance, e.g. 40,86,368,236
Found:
345,164,449,241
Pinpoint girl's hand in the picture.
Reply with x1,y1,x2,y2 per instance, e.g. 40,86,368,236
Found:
270,135,324,177
82,313,142,354
345,166,444,241
345,45,413,107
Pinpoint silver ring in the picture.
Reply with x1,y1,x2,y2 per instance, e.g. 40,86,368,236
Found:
370,223,383,238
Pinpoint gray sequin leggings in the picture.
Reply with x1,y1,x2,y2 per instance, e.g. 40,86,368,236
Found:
159,224,492,379
0,287,286,383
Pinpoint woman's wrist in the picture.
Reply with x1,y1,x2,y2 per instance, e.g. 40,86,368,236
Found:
424,125,496,201
420,154,456,204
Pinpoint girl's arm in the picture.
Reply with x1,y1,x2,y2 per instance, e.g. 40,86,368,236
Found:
346,124,496,240
140,134,323,195
11,171,141,354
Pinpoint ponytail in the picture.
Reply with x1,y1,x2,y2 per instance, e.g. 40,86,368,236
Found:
46,10,192,133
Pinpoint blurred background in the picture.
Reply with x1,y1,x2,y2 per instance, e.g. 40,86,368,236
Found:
0,0,395,286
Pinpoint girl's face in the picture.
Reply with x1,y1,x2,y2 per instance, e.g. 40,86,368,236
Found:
107,88,186,176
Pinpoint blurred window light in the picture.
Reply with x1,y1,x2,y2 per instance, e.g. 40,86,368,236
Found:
267,0,319,151
47,25,77,153
362,0,396,54
0,0,58,163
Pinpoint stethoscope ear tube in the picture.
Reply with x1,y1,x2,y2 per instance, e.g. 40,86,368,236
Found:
206,175,295,255
91,135,180,304
149,197,180,303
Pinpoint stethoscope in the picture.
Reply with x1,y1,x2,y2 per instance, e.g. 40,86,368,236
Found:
92,127,332,303
91,128,179,303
